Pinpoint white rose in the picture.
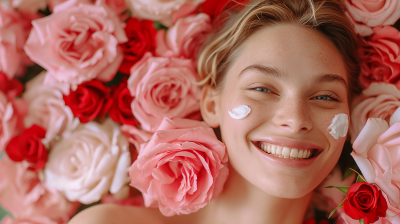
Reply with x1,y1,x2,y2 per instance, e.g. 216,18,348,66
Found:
23,72,79,145
126,0,205,26
44,119,131,204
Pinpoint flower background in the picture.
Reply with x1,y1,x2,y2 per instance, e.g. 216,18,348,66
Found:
1,0,400,223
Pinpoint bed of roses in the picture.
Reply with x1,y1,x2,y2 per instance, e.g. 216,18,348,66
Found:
0,0,249,222
2,0,400,223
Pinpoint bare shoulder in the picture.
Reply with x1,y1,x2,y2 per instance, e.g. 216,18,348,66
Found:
69,204,166,224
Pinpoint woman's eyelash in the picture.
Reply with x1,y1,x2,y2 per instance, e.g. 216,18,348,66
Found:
313,93,339,101
250,86,339,101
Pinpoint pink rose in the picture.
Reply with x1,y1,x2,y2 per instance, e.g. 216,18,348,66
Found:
129,117,229,216
121,124,153,152
23,72,79,145
24,0,128,90
0,3,26,79
0,91,18,153
2,216,57,224
44,119,131,204
0,156,79,223
128,53,201,132
156,13,212,61
96,0,127,17
345,0,400,36
349,83,400,143
359,26,400,89
352,117,400,210
125,0,205,26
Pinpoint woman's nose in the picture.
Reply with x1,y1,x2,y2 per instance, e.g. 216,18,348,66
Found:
272,97,313,133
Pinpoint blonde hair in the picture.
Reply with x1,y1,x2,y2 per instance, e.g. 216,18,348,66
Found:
197,0,361,95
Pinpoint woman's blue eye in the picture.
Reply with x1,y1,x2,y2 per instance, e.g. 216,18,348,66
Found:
314,95,337,101
254,87,271,93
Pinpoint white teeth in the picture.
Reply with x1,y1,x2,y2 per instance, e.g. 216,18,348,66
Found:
258,142,314,160
276,146,282,155
298,150,303,159
290,148,298,158
282,147,290,157
271,145,276,154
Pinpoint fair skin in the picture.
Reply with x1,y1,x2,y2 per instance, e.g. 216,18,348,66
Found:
69,23,349,224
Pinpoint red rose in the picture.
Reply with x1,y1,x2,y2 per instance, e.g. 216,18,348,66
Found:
0,71,23,99
109,77,139,126
201,0,249,21
343,182,388,224
63,80,112,123
119,18,157,75
6,124,47,171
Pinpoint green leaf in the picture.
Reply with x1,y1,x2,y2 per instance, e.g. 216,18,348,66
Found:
359,219,365,224
328,198,346,219
154,21,168,31
349,168,366,182
325,186,350,195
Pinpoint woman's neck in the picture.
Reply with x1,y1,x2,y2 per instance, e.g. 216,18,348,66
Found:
195,166,312,224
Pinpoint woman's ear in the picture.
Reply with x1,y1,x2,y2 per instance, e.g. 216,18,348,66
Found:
200,85,221,128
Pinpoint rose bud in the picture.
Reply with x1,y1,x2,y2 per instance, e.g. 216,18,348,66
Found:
343,182,388,224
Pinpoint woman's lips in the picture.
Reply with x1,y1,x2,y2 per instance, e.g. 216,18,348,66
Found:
251,141,322,168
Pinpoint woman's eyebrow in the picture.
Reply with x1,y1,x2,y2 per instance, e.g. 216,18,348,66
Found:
238,65,348,89
238,64,285,78
313,73,348,89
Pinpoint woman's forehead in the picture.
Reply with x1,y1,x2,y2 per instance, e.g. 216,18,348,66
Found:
228,24,348,83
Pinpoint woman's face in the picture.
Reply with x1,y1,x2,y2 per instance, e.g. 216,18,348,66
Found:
201,23,349,198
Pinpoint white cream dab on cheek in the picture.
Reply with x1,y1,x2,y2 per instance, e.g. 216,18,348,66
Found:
228,105,251,120
327,113,348,139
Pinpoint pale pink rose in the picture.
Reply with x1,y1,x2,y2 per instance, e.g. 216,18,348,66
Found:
352,117,400,210
358,26,400,89
0,3,26,79
128,53,201,132
22,72,79,145
311,166,356,217
349,83,400,143
0,91,18,153
156,13,212,62
125,0,205,26
2,216,57,224
345,0,400,36
44,119,131,204
0,156,79,223
24,0,128,90
129,117,229,216
337,212,400,224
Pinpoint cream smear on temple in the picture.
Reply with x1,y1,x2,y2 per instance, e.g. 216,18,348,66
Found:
327,113,348,139
228,105,251,119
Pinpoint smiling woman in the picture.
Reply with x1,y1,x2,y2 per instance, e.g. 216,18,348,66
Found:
69,0,360,224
